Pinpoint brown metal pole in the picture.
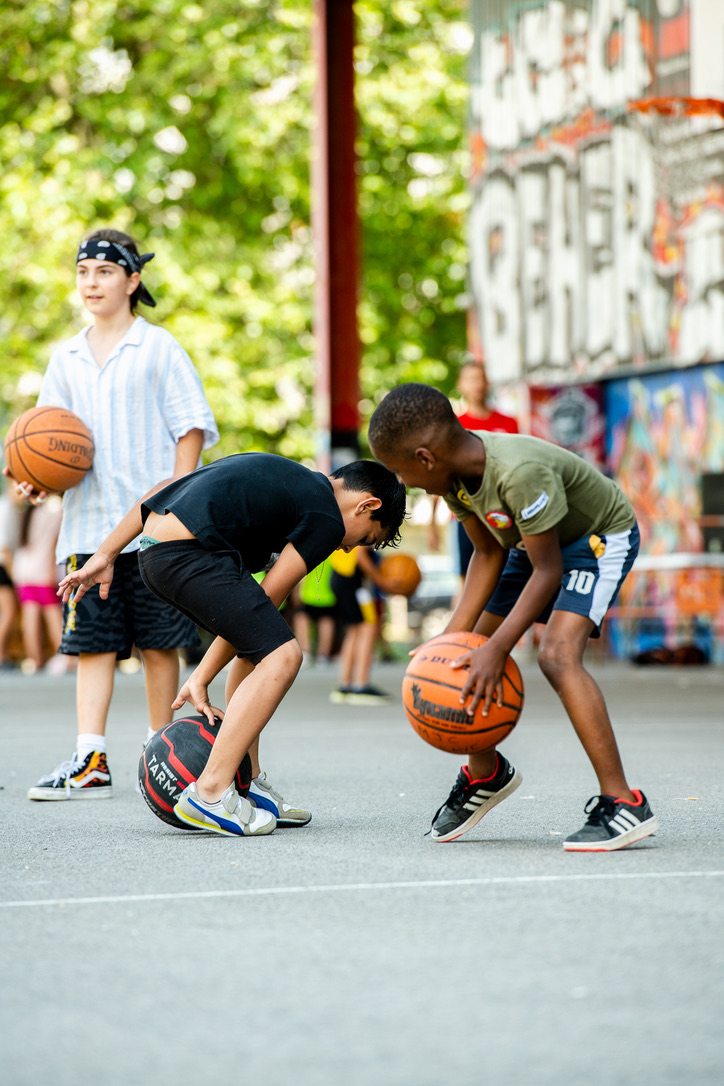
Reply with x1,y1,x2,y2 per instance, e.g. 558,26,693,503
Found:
312,0,360,471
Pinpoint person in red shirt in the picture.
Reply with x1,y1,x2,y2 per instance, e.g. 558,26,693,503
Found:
429,362,518,577
455,361,519,435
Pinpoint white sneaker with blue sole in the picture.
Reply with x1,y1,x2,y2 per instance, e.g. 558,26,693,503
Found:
248,771,312,826
175,781,276,837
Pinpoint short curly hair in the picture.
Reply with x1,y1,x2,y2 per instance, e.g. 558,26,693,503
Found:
368,383,456,457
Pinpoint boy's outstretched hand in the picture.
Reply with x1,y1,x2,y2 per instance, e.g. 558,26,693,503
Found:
451,641,506,718
57,552,115,603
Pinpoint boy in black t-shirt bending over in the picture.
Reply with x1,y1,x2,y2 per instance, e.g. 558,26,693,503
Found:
59,453,406,838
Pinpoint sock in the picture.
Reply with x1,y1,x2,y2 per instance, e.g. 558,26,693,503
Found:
146,725,155,743
77,733,106,760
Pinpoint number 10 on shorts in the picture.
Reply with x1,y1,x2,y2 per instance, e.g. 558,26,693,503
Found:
566,569,595,595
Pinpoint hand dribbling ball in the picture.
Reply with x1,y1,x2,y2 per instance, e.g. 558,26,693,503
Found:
139,714,252,828
4,406,94,493
402,631,524,754
378,552,422,597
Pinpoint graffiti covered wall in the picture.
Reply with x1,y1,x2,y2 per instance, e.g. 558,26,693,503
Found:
469,0,724,384
604,362,724,658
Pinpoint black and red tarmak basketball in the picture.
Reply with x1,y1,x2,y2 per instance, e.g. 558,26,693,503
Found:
138,714,252,828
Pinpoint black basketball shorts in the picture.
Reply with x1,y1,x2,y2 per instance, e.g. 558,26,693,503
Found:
137,540,295,666
60,552,200,659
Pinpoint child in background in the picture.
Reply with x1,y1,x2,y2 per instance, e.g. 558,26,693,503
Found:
429,361,518,579
296,560,337,667
329,546,391,705
0,488,20,670
12,495,68,673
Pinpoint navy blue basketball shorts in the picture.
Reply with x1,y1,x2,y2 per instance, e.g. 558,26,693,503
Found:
137,540,295,666
485,525,640,638
60,552,200,659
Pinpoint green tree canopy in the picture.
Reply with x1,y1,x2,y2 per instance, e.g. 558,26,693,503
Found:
0,0,470,461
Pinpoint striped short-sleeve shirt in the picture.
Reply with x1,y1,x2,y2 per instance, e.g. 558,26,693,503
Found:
37,317,219,560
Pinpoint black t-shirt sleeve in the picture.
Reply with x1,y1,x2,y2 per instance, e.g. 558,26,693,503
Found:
287,511,346,572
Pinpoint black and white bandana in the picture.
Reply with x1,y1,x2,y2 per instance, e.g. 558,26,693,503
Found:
76,239,157,307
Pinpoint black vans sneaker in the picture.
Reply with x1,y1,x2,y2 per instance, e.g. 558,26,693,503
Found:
27,751,112,801
429,755,522,842
563,790,658,852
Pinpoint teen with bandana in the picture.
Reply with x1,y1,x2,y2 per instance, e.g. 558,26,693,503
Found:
6,228,219,802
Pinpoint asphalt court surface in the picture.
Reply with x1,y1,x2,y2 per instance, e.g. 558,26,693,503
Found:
1,658,723,1085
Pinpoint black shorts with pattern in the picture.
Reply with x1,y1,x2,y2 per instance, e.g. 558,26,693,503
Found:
60,552,200,659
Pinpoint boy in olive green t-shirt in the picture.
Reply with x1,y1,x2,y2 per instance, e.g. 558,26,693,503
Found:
369,383,658,853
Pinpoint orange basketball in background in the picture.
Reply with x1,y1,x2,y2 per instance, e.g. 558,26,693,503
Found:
4,406,94,493
402,631,524,754
379,552,422,597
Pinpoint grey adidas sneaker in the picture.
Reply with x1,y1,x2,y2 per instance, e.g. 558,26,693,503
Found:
430,755,522,842
563,791,658,852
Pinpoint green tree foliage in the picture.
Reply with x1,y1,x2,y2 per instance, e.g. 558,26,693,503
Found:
0,0,470,461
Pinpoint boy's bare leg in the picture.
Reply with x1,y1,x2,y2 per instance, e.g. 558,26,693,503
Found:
76,652,116,735
140,647,181,732
196,639,302,801
467,611,504,780
224,656,260,775
223,653,310,823
536,610,634,800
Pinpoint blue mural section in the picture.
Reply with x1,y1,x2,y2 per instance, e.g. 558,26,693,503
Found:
604,362,724,660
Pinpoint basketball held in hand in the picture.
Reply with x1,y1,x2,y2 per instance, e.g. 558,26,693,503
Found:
4,406,94,494
402,631,524,755
378,552,422,597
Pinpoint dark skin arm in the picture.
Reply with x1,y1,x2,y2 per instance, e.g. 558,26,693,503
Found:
446,514,508,632
452,525,563,716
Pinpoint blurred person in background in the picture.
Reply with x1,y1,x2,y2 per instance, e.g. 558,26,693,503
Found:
329,546,390,705
295,560,337,668
429,361,518,580
11,495,69,673
0,485,20,670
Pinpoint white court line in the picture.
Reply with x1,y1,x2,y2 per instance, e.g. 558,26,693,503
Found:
1,870,722,910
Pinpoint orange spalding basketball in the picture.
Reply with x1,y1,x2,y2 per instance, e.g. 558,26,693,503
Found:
4,406,94,494
402,631,524,754
378,552,422,597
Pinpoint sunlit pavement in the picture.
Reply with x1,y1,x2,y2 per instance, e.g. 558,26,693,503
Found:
2,658,723,1086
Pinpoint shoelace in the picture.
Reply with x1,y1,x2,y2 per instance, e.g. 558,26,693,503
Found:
48,754,82,786
582,795,618,825
430,772,467,823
